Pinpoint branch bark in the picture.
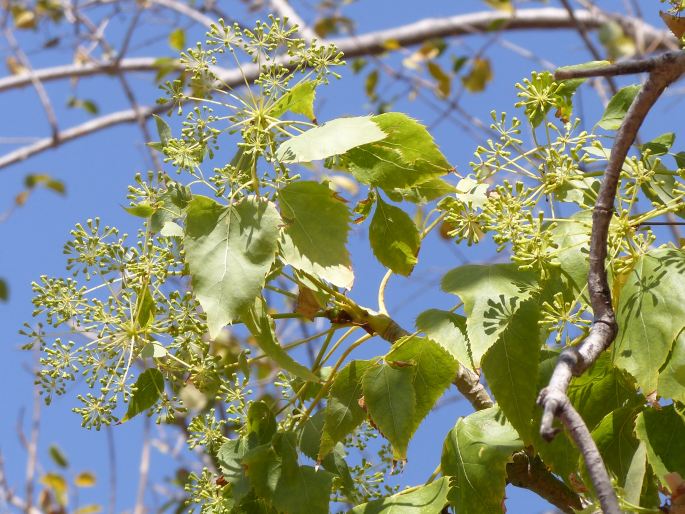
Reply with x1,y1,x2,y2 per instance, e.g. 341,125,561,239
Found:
0,8,676,170
323,303,581,510
538,49,685,514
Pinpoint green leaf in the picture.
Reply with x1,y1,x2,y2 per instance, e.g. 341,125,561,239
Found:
597,84,640,130
153,114,172,147
135,286,155,327
121,368,164,422
362,361,416,460
49,445,69,468
183,195,280,338
658,331,685,403
386,177,454,204
320,360,374,459
350,477,449,514
441,407,523,514
386,336,458,429
270,81,316,120
140,341,167,359
635,405,685,490
160,221,183,237
641,163,685,220
279,181,353,289
247,401,278,446
441,264,537,366
640,132,675,156
591,406,641,487
0,278,7,301
461,58,492,93
243,433,333,514
240,296,318,382
124,202,156,218
369,196,420,276
415,309,472,367
276,116,386,163
168,28,185,51
24,173,66,195
344,113,452,192
217,438,251,502
613,247,685,394
481,300,541,442
365,69,379,100
549,212,592,294
298,411,356,501
150,186,187,233
623,441,648,506
427,61,451,98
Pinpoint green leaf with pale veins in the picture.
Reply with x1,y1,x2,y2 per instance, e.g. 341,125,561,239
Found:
597,84,640,130
386,336,458,428
270,81,316,120
591,406,641,487
658,331,685,403
344,113,452,192
276,116,386,163
240,296,318,382
613,247,685,394
441,264,537,366
415,309,472,368
183,195,280,338
549,211,592,295
441,407,523,514
369,196,420,276
319,360,373,459
635,405,685,490
279,181,353,289
481,299,541,442
121,368,164,422
350,477,449,514
362,361,416,460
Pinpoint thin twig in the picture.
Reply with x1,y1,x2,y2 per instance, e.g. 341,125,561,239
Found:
106,427,117,514
2,26,60,141
558,0,618,95
24,354,42,514
539,49,685,514
133,417,152,514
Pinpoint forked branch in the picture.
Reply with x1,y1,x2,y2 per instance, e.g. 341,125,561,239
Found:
538,49,685,514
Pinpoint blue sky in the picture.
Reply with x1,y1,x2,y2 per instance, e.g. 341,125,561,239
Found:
0,1,678,513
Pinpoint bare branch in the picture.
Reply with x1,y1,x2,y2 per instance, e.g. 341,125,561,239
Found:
2,26,60,141
270,0,316,41
148,0,215,29
328,7,678,58
538,49,685,514
0,8,675,95
0,103,168,169
558,0,618,95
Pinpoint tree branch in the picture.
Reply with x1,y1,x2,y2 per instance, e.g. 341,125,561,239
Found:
270,0,316,41
0,8,675,96
538,49,685,514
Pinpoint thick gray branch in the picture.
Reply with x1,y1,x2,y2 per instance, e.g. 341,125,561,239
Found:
538,49,685,514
